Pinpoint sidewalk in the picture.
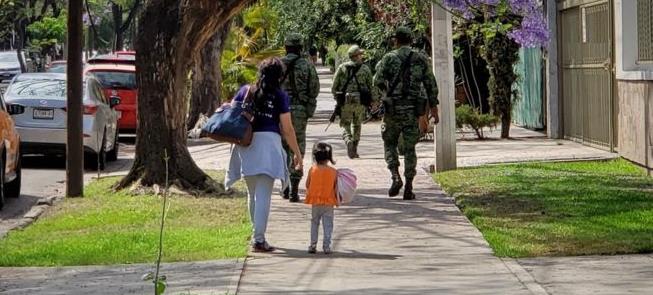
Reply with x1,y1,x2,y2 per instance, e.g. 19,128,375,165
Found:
233,67,532,294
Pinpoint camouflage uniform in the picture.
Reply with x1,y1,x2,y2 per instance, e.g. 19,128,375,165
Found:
373,27,439,200
282,33,320,202
332,45,376,158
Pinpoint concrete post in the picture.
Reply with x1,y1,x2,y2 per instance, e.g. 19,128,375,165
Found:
432,3,457,172
546,0,561,139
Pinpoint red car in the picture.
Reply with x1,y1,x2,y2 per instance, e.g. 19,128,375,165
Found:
85,63,137,132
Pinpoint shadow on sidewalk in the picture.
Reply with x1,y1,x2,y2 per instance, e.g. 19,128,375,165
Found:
271,247,402,260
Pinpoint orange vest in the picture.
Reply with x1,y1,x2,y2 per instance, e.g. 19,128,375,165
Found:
304,164,338,206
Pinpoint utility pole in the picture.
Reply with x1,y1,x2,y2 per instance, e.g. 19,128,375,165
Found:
67,0,84,197
431,3,457,172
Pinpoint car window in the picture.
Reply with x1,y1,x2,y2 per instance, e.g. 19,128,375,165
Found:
47,65,66,73
92,71,136,89
0,52,18,63
8,78,66,99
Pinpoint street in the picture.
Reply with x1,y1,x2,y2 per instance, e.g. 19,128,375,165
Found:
0,139,135,236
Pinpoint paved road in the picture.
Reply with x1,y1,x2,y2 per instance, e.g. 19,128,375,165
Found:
0,140,135,237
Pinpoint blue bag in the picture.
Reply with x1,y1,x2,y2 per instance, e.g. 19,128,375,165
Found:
201,86,254,146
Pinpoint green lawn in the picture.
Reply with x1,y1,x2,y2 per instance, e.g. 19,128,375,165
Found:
0,172,250,267
435,159,653,257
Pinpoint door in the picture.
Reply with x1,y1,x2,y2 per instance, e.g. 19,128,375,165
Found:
559,0,615,149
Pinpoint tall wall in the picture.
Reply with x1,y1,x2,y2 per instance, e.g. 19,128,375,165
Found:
617,80,653,172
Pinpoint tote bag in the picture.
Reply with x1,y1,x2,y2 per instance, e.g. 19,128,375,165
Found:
202,86,254,146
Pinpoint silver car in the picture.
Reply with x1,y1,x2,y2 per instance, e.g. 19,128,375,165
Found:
4,73,120,170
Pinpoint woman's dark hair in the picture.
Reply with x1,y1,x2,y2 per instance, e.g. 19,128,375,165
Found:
312,142,335,165
251,57,286,109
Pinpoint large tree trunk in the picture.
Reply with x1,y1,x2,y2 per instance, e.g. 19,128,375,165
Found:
187,22,231,130
117,0,253,191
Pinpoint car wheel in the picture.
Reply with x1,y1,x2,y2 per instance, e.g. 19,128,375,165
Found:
0,156,5,210
5,154,21,199
107,130,119,162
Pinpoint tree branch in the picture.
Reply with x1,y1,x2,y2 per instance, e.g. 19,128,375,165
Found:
119,0,141,34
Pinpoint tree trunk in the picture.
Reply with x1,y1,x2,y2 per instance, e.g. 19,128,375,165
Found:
483,34,520,139
112,4,124,51
117,0,253,191
14,19,27,72
187,22,231,130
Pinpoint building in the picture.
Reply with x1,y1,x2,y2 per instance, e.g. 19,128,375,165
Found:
547,0,653,173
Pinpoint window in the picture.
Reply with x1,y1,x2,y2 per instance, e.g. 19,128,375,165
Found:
638,0,653,62
91,71,137,90
8,79,66,99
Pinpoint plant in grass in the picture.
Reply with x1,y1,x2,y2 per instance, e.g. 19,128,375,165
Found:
455,104,498,139
142,149,171,295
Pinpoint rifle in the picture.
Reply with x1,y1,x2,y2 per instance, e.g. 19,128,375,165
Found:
325,93,344,131
325,65,360,131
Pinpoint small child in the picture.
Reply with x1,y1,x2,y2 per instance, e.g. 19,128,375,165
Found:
304,142,338,254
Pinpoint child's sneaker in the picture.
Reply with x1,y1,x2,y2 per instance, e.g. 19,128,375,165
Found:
323,246,332,254
308,245,317,254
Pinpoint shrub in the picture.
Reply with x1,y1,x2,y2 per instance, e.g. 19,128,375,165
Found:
455,105,498,139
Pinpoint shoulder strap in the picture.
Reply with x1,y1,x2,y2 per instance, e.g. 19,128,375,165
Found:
340,64,361,93
387,51,413,97
281,56,301,84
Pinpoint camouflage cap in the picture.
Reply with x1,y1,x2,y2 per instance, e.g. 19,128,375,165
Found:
347,45,364,58
393,26,413,40
284,33,303,47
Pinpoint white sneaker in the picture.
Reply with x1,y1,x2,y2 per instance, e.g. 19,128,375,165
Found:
188,128,202,139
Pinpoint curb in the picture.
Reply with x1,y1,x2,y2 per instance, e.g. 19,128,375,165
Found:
1,195,60,240
501,258,550,295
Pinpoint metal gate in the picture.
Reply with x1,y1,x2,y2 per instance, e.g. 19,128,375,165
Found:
559,0,614,149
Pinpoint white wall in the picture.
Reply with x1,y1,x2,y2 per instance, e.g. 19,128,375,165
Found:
615,0,653,81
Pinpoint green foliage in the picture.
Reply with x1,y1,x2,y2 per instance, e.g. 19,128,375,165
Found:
328,44,353,71
435,159,653,257
221,3,284,99
27,13,66,53
455,105,498,139
450,4,531,138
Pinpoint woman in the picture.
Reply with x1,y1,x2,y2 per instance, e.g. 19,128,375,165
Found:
226,57,303,252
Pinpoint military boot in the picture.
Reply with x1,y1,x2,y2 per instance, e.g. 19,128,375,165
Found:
403,177,415,200
289,179,301,203
282,187,290,199
388,167,403,197
353,140,360,158
347,141,355,159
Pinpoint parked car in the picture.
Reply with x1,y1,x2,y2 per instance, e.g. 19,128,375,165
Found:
0,90,21,209
87,52,135,66
46,60,67,73
85,63,137,133
4,73,120,170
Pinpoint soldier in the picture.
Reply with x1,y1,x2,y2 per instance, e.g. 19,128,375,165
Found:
331,45,375,159
373,26,440,200
281,33,321,203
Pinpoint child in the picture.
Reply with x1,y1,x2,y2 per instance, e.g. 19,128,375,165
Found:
304,142,338,254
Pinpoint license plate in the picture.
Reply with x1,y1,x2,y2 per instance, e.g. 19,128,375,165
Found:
33,108,54,120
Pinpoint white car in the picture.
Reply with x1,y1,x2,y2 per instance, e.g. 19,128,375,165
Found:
4,73,120,170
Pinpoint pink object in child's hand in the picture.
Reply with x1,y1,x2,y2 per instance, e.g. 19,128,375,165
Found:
336,168,357,205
